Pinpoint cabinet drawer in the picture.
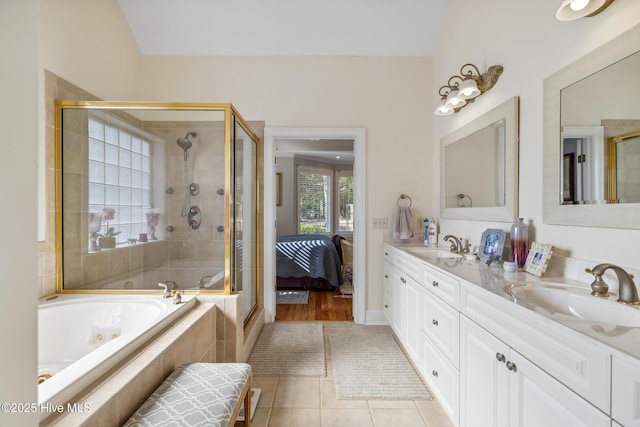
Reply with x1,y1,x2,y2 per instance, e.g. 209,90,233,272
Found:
612,356,640,426
421,263,460,309
383,244,394,264
383,260,392,292
422,289,459,368
394,250,421,281
422,332,459,427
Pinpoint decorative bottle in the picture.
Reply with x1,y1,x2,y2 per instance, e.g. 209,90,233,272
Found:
510,217,528,269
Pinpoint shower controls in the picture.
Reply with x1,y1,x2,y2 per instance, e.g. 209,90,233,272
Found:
166,225,174,232
217,226,224,232
166,187,174,194
188,206,202,230
217,188,225,195
189,183,200,196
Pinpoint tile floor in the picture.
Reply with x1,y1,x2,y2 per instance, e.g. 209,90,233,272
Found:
243,322,454,427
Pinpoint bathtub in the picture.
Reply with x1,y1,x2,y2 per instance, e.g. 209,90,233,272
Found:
38,294,196,411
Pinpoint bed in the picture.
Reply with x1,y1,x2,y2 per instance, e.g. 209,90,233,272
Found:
276,234,344,291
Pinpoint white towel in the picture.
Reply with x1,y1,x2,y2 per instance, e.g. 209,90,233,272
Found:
393,206,414,240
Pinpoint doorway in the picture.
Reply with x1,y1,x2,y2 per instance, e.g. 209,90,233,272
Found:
263,127,366,324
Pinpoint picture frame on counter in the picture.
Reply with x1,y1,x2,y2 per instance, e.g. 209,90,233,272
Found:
478,228,506,262
523,242,555,277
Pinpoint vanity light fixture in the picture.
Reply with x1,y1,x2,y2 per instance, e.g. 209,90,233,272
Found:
434,64,503,116
556,0,615,21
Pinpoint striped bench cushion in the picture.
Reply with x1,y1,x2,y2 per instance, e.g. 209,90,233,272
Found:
123,363,252,427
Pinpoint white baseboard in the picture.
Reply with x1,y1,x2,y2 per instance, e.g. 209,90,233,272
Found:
364,310,389,325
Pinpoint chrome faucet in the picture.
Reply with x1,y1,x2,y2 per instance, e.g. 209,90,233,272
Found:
158,280,177,298
443,235,469,254
586,264,639,305
197,275,214,288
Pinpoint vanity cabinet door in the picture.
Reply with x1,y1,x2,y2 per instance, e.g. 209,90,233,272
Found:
404,276,421,364
460,315,609,427
612,356,640,426
391,266,405,337
508,350,609,427
460,316,509,427
383,261,393,324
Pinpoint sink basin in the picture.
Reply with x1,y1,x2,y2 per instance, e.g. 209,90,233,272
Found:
505,282,640,327
406,247,463,259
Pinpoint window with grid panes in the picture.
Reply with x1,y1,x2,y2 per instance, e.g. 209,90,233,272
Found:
88,112,152,246
298,167,332,234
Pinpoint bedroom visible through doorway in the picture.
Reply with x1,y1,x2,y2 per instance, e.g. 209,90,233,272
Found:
263,127,366,324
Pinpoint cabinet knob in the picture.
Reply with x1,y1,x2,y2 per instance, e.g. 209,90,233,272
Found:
401,277,406,284
432,281,439,287
385,252,388,256
495,353,506,363
432,370,439,378
384,275,389,278
506,361,517,372
432,319,439,326
384,304,389,308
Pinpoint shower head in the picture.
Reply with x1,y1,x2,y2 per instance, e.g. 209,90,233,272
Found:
177,132,197,160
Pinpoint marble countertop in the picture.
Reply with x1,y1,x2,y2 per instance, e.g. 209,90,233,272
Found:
385,240,640,364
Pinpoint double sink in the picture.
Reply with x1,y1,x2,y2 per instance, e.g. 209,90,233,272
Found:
405,245,640,328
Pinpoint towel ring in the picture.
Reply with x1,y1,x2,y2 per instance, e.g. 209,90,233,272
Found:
457,193,472,207
397,194,412,208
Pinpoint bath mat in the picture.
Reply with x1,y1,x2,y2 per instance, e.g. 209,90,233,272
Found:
248,322,326,377
329,330,432,400
276,290,309,304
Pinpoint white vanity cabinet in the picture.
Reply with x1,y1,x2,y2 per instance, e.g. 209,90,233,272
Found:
460,316,610,427
383,245,422,363
612,356,640,426
420,262,461,426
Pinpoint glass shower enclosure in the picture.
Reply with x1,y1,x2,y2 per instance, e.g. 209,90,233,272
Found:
55,101,261,322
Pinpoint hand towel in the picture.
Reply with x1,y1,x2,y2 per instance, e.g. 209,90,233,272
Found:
393,206,414,240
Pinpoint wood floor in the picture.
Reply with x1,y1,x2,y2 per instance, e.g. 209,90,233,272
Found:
275,289,353,321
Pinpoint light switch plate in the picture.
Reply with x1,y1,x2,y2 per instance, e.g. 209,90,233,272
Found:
373,217,388,229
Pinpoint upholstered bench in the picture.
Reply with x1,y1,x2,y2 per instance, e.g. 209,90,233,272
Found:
123,363,252,427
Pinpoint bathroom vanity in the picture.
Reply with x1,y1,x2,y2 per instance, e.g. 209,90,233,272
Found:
383,242,640,427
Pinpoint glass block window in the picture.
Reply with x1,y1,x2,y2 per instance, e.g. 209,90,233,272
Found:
88,112,152,245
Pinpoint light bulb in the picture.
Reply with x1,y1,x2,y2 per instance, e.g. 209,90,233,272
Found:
570,0,589,11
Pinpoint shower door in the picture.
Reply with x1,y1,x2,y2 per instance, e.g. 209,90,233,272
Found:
232,114,259,322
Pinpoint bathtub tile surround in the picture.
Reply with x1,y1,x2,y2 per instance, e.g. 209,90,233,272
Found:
41,301,215,426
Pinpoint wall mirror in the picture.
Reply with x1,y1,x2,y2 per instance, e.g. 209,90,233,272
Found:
440,96,519,222
543,22,640,228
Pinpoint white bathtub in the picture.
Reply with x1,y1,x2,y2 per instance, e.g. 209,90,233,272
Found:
38,294,196,411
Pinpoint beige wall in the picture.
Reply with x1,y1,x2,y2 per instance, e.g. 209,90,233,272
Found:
139,55,435,312
37,0,434,316
434,0,640,270
0,1,39,426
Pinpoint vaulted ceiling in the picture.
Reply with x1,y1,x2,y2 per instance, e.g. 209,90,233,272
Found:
118,0,449,57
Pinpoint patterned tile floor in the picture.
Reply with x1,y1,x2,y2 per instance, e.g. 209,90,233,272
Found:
239,322,454,427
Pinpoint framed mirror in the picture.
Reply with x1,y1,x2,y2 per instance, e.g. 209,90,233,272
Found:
543,22,640,228
440,96,519,222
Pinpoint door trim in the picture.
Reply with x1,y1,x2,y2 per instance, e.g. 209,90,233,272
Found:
263,127,366,324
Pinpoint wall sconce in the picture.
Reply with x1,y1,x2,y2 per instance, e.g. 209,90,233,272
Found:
434,64,503,116
556,0,615,21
